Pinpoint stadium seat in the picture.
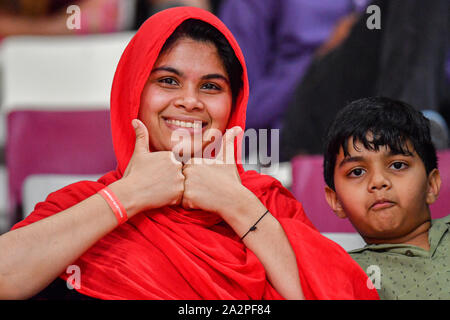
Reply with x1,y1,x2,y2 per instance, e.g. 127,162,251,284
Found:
22,173,101,217
7,110,116,219
290,154,356,233
1,33,134,110
321,232,366,251
1,33,133,222
431,149,450,219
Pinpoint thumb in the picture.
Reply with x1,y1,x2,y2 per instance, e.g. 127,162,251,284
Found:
216,126,242,164
132,119,150,154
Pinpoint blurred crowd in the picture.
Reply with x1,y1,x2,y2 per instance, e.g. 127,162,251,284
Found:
0,0,449,158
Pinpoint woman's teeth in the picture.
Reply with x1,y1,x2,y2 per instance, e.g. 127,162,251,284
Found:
166,119,202,129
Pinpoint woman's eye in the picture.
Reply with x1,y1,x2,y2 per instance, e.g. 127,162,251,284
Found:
158,77,178,86
201,83,220,90
390,162,408,170
348,168,366,177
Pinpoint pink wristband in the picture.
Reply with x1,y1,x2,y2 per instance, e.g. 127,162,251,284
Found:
98,187,128,225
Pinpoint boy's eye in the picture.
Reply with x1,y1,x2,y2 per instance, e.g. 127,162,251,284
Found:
348,168,366,177
390,162,408,170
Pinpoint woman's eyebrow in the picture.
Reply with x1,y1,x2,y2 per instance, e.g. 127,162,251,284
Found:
152,66,229,83
152,66,182,76
202,74,229,83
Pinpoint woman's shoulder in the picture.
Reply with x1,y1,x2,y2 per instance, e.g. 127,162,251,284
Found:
240,169,314,225
240,169,287,194
241,169,299,203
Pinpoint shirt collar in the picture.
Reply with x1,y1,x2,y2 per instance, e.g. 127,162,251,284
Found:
349,215,450,257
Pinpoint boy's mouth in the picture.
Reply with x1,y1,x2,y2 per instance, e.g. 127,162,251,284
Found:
370,198,396,211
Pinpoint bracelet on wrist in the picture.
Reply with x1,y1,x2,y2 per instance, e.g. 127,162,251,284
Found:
240,209,269,241
98,186,128,225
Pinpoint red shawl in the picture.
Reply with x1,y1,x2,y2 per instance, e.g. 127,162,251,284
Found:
12,7,379,300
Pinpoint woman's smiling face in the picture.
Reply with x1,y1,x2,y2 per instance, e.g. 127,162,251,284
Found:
138,37,233,156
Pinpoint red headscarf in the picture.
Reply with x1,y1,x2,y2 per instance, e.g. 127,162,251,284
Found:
12,7,378,300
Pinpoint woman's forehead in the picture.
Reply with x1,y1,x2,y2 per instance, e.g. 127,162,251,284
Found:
152,38,227,75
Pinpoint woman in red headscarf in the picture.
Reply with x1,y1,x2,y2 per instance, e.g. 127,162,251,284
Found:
0,7,378,300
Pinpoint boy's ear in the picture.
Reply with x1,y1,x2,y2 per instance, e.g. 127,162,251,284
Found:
426,168,441,205
325,186,347,219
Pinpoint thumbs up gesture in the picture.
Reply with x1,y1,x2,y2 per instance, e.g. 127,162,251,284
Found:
120,119,185,215
181,126,244,215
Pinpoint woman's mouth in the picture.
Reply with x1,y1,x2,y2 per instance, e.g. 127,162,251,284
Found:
165,118,202,129
163,117,207,133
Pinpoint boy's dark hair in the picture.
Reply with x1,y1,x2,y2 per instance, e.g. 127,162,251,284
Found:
160,19,243,106
323,97,438,190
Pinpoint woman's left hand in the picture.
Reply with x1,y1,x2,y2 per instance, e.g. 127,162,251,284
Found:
182,127,305,299
181,126,246,216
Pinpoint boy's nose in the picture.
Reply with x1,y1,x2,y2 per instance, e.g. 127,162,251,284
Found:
368,171,392,191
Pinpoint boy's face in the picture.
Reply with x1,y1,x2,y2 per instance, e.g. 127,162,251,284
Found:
325,136,441,243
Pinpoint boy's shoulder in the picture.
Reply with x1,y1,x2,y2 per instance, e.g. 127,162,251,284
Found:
433,214,450,225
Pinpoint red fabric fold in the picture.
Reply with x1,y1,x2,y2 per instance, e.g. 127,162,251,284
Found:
12,7,378,300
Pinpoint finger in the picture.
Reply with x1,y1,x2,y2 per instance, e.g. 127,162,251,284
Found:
184,157,194,166
132,119,150,154
181,193,193,210
169,151,183,167
183,157,203,167
171,193,183,206
181,197,188,209
215,126,243,164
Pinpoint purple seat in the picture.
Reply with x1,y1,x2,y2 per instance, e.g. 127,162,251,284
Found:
291,155,355,233
291,150,450,233
431,149,450,219
6,110,117,220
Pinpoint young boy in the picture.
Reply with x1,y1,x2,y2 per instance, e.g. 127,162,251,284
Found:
323,97,449,299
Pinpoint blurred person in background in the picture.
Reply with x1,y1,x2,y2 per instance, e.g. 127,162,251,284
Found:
280,0,450,159
0,0,214,38
0,0,130,36
219,0,365,164
219,0,366,133
134,0,220,29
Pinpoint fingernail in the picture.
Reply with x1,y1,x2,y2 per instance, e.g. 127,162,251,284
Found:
132,119,139,129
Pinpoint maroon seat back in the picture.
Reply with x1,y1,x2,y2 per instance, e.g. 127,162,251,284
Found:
6,110,117,220
431,149,450,219
291,155,355,232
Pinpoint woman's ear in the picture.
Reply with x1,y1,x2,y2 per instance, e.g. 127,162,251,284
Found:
325,186,347,219
426,168,441,205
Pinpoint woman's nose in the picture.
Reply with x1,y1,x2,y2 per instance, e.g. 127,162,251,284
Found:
174,88,204,111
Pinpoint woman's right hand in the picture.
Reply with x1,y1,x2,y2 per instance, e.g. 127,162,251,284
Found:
115,119,185,216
